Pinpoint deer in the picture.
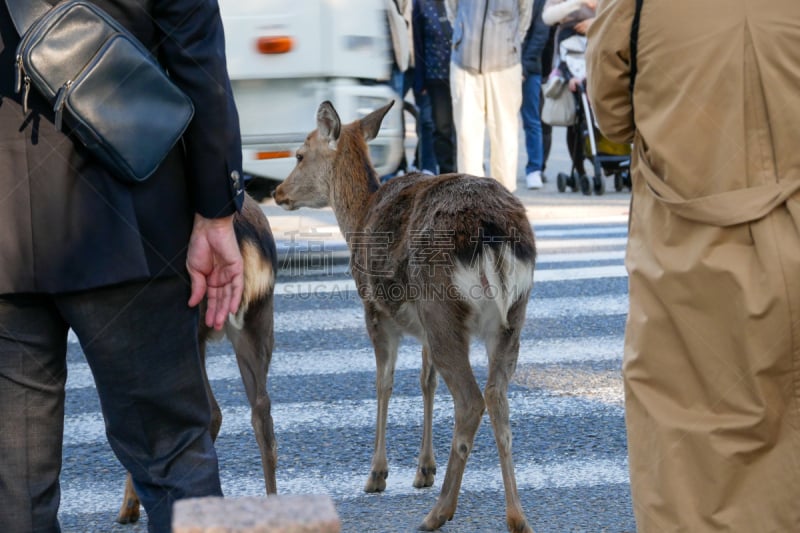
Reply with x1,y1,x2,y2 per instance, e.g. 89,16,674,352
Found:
115,193,279,524
273,101,536,533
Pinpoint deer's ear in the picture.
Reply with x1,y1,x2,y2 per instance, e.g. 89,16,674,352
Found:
360,100,394,142
317,101,341,144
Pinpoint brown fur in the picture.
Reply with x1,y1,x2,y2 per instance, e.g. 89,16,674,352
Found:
115,194,278,524
274,101,536,533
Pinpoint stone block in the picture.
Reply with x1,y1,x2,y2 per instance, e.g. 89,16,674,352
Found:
172,494,340,533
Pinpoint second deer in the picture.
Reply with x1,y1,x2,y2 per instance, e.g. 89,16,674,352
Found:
116,194,279,524
274,101,536,533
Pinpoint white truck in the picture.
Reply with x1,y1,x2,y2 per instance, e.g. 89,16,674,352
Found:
219,0,405,194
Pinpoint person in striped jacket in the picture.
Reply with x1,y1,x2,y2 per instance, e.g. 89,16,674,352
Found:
445,0,532,193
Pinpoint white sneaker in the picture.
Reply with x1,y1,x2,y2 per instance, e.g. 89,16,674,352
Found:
526,171,543,189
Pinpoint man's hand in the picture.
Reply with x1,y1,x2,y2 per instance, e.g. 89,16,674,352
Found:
574,17,595,35
186,213,244,330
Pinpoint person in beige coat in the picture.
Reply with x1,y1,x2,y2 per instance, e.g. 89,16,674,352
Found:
586,1,800,531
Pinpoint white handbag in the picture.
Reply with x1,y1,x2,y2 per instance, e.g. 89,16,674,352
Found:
541,72,576,127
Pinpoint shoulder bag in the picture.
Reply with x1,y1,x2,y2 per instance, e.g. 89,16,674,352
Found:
541,69,576,127
6,0,194,184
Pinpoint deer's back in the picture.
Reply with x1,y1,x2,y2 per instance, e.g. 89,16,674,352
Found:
352,173,536,323
364,173,535,262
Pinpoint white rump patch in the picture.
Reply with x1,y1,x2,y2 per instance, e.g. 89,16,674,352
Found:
228,240,275,330
451,247,534,333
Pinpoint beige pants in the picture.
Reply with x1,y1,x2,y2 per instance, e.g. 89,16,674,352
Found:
450,62,522,192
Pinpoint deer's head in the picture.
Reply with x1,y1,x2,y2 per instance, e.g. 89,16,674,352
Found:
273,100,393,211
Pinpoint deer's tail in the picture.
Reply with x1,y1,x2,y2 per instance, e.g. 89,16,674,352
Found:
228,238,276,330
453,245,534,329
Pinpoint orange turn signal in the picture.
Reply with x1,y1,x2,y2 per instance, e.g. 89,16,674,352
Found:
255,151,292,160
256,36,293,54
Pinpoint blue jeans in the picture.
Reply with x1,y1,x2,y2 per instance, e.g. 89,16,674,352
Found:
382,64,414,181
521,73,543,175
414,90,438,173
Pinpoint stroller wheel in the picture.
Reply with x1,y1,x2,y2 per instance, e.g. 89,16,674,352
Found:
569,172,580,193
580,175,592,196
614,173,623,192
556,173,567,193
593,174,606,196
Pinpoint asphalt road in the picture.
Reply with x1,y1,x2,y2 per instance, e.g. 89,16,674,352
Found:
57,210,637,533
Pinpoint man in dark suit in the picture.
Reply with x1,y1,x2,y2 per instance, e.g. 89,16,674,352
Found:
0,1,245,531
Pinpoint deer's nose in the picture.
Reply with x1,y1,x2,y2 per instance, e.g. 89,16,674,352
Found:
272,186,294,210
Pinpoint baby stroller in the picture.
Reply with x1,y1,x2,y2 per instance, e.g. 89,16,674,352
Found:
556,83,632,195
547,32,632,195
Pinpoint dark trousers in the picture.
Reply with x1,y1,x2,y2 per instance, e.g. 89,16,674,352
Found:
427,79,456,174
567,122,586,176
540,91,553,173
413,89,438,173
0,276,221,533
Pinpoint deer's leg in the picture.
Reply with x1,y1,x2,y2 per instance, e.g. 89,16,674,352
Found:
484,295,532,533
229,299,277,495
364,309,400,493
413,344,437,489
420,326,483,531
115,474,140,524
199,333,224,443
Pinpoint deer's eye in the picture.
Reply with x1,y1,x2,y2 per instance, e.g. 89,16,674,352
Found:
296,153,304,162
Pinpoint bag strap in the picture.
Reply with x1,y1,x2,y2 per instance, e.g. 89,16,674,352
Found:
629,0,644,93
4,0,54,36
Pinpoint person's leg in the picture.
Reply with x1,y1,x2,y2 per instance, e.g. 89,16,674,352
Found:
486,63,522,192
0,294,69,533
521,72,544,189
450,62,486,176
567,122,586,176
58,277,221,533
414,90,438,173
387,64,409,177
540,87,552,179
520,73,543,176
428,79,456,174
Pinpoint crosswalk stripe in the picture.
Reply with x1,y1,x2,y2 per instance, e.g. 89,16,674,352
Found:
535,237,627,249
271,294,628,333
538,250,624,263
534,226,628,238
57,457,629,515
64,389,623,447
68,278,628,346
274,264,627,296
531,215,630,227
66,334,623,390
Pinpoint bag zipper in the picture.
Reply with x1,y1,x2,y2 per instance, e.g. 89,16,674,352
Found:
14,1,111,102
14,55,31,114
15,1,161,122
53,80,73,131
13,2,72,106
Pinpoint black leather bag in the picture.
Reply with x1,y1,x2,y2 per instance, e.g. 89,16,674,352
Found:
7,0,194,184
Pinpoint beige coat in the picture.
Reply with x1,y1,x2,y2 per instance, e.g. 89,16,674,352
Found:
587,1,800,531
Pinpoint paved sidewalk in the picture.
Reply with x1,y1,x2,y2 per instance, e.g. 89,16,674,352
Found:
260,127,631,272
